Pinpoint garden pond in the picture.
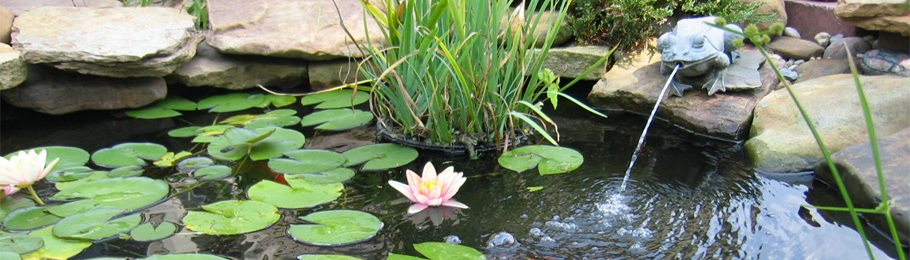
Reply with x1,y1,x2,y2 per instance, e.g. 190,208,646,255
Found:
0,88,904,259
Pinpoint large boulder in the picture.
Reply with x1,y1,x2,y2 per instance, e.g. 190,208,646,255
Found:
0,43,25,89
1,65,167,114
168,41,308,90
835,0,910,36
206,0,384,60
0,0,121,15
745,74,910,173
588,45,783,140
11,7,199,77
814,127,910,243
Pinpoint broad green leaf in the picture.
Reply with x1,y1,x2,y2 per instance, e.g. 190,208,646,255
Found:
4,146,90,169
124,96,197,119
91,143,168,168
194,165,232,180
220,110,300,128
177,157,214,171
288,210,382,246
0,251,20,260
300,89,369,109
267,149,346,174
225,127,275,144
108,165,144,178
498,145,583,175
52,207,141,240
46,166,93,182
3,207,62,230
53,171,110,191
342,143,418,171
298,168,356,184
300,109,373,131
153,151,193,167
197,93,266,113
298,255,364,260
207,127,305,161
247,178,342,209
258,95,297,108
0,233,42,254
129,222,177,242
246,116,301,129
182,200,279,235
168,126,202,138
142,254,229,260
191,125,235,143
47,177,169,217
387,254,428,260
21,226,91,260
1,196,36,220
413,242,486,260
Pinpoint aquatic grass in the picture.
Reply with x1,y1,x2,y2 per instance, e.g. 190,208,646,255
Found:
711,19,906,259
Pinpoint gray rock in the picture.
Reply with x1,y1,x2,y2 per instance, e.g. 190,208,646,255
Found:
824,37,872,59
206,0,384,60
0,65,166,114
0,43,25,89
723,49,765,91
588,45,783,140
815,127,910,243
766,36,825,60
861,49,910,77
0,5,12,44
779,68,799,81
168,41,308,90
308,59,367,90
746,74,910,173
793,58,851,83
0,0,121,15
783,26,801,39
537,45,614,80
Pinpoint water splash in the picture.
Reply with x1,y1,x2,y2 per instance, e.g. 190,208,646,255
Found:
620,63,681,192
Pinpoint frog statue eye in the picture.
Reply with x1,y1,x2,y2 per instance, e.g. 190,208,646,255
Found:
692,36,705,48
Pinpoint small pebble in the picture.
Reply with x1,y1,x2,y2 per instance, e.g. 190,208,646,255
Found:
815,32,831,47
783,27,800,39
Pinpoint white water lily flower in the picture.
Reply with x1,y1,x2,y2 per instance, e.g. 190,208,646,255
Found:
0,149,59,195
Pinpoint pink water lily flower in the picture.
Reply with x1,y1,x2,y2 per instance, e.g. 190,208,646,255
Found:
0,149,59,204
389,162,469,214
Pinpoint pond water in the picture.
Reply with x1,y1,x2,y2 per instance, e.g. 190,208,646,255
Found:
0,90,904,259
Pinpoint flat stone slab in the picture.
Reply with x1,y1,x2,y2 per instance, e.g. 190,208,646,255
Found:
0,0,121,15
0,43,26,89
588,46,782,140
168,41,308,90
815,127,910,243
537,45,613,80
206,0,384,60
11,7,198,77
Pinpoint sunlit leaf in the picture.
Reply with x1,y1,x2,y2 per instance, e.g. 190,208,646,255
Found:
258,95,297,108
191,125,235,143
108,165,143,178
413,242,486,260
498,145,583,175
46,166,93,182
47,177,169,217
288,210,382,246
296,168,356,184
300,109,373,131
124,96,197,119
3,207,62,230
527,186,544,192
0,234,42,254
129,221,177,242
4,146,90,169
342,143,418,171
300,89,369,109
53,207,141,241
197,93,266,113
194,165,232,180
267,149,346,174
91,143,168,168
298,255,364,260
177,157,214,171
154,151,193,167
182,200,279,235
207,127,305,161
21,226,91,260
247,178,342,209
0,196,36,220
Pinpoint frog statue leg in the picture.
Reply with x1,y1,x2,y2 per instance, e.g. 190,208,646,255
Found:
702,53,732,96
661,62,693,97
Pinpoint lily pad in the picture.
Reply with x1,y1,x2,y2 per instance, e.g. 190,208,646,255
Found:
124,96,197,119
3,207,63,230
53,207,142,241
498,145,584,175
168,126,202,138
288,210,382,246
197,93,266,113
21,226,92,260
91,143,168,168
53,171,110,191
191,125,236,143
207,127,305,161
182,200,280,235
298,255,364,260
247,177,343,209
142,254,229,260
47,177,170,217
387,254,427,260
153,151,193,167
300,89,369,109
46,166,93,182
412,242,486,260
300,109,374,131
108,165,143,178
1,196,36,220
220,109,300,128
0,251,20,260
296,168,356,184
194,165,232,180
342,143,418,171
4,146,90,169
258,95,297,108
267,149,346,175
0,233,42,254
177,157,214,171
129,221,177,242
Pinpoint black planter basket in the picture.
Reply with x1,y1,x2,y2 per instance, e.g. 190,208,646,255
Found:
376,124,525,156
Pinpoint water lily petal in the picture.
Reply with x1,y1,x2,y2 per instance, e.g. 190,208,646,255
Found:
1,185,20,196
408,203,429,214
388,180,417,202
421,162,438,181
405,169,422,195
413,192,430,205
440,173,466,201
426,187,442,206
38,157,60,181
441,199,469,209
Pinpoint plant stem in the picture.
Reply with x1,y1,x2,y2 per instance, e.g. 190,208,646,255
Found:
26,185,44,206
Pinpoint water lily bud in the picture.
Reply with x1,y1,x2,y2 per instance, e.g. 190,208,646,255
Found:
770,23,785,36
733,38,744,49
714,17,727,26
744,24,759,38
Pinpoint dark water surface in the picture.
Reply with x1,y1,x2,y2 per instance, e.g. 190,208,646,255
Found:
0,96,903,259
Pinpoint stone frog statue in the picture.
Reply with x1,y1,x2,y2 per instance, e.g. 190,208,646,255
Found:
658,16,744,97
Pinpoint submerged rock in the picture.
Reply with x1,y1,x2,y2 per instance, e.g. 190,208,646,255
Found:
0,43,26,89
814,127,910,244
168,41,308,90
745,74,910,173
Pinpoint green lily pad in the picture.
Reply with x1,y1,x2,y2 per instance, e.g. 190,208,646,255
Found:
3,207,63,230
297,168,356,184
1,196,36,220
288,210,382,246
197,93,266,113
207,127,305,161
182,200,280,235
142,254,230,260
246,116,301,129
267,149,346,175
124,96,197,119
413,242,486,260
53,207,141,241
177,157,214,171
108,165,143,178
258,95,297,108
168,126,202,138
0,251,21,260
194,165,232,180
498,145,584,175
46,166,93,182
47,177,170,217
387,254,427,260
53,171,110,191
220,109,300,127
300,89,369,109
4,146,90,169
298,255,364,260
342,143,418,171
247,177,342,209
129,221,177,242
21,226,92,260
300,109,374,131
91,143,168,168
191,125,236,143
153,151,193,167
0,233,42,254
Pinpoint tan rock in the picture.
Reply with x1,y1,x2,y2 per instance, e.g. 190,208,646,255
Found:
0,43,26,89
793,58,851,83
766,36,825,60
0,0,121,15
739,0,788,31
0,5,12,44
835,0,910,17
536,45,614,80
840,15,910,36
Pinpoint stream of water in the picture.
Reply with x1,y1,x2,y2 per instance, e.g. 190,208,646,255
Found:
620,63,679,192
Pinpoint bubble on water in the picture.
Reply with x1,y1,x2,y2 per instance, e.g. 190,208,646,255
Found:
529,227,545,238
444,235,462,244
487,231,519,250
628,242,647,253
544,220,578,232
631,227,653,239
539,235,557,244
